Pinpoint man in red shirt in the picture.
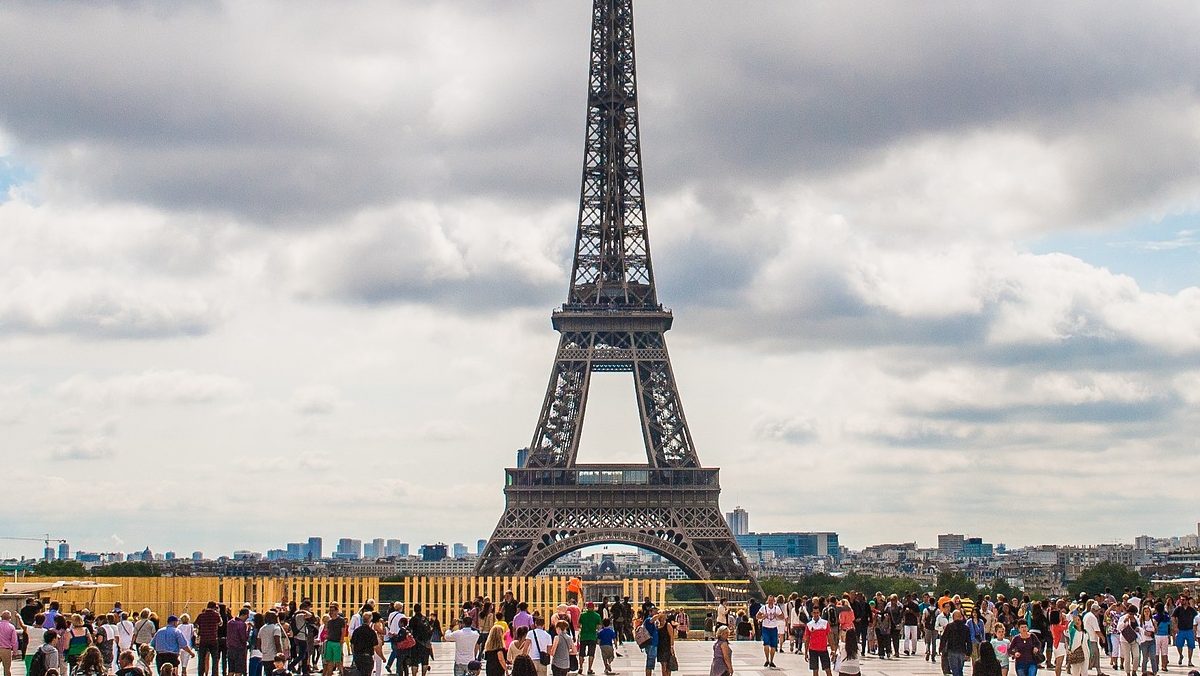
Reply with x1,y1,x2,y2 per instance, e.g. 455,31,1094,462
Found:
806,613,833,676
195,601,223,676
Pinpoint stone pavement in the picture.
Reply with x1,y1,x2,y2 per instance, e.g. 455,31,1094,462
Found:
540,640,962,676
6,640,966,676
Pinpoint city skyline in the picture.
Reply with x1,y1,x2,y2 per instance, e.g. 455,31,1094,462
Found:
4,3,1200,556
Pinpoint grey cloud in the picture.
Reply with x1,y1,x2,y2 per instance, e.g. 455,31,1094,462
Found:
1,2,1196,229
51,437,115,461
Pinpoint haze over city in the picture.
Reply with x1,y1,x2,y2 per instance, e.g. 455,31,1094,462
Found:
3,1,1200,560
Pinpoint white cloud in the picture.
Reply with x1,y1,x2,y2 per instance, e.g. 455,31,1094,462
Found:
56,370,249,405
290,386,345,416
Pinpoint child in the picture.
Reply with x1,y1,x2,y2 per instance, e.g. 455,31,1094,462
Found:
466,660,482,676
270,653,291,676
990,623,1011,676
598,618,617,675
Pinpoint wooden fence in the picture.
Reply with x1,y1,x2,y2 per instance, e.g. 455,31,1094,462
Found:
19,577,379,619
24,576,745,622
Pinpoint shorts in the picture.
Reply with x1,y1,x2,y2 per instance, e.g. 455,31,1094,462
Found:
580,640,597,657
809,650,831,670
323,642,344,664
1175,630,1195,650
1156,636,1170,655
600,646,614,663
761,627,779,648
644,645,657,670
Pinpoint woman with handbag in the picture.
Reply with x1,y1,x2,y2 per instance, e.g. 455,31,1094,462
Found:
655,613,677,676
1065,615,1089,676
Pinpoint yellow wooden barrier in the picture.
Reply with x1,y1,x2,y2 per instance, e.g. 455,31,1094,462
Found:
23,575,742,622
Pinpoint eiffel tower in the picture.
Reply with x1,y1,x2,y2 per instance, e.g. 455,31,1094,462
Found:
476,0,758,593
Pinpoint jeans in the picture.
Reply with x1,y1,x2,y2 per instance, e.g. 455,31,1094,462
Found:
1016,663,1039,676
946,651,967,676
290,641,310,675
199,642,222,676
1140,641,1158,674
386,643,404,673
249,655,262,676
644,645,658,671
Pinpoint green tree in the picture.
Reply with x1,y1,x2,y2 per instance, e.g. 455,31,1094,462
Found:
985,577,1022,600
92,561,160,577
936,571,979,598
33,560,88,576
1067,562,1143,598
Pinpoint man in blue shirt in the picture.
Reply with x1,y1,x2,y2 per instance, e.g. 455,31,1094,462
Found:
641,612,659,676
152,615,197,673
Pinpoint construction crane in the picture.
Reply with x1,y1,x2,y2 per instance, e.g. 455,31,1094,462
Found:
1,534,68,559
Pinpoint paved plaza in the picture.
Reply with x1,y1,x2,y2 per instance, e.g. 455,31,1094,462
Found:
4,640,968,676
572,640,961,676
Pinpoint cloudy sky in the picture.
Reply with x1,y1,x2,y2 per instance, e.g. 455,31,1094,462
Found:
2,1,1199,561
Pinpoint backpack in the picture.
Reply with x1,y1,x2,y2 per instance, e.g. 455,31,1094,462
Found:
634,623,651,648
394,627,415,651
30,649,48,676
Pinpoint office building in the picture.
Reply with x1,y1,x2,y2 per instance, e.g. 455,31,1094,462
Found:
367,538,385,559
192,551,203,561
286,543,305,560
452,543,468,559
477,539,487,556
307,537,323,560
398,543,410,557
165,551,176,560
938,534,965,556
962,537,994,558
335,538,363,559
421,543,448,561
736,532,840,562
725,507,749,536
57,543,70,561
385,539,404,557
267,549,288,561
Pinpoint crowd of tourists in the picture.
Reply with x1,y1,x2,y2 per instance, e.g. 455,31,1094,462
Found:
708,588,1200,676
2,587,1199,676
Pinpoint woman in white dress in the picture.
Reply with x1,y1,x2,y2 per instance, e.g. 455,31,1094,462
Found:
179,614,196,676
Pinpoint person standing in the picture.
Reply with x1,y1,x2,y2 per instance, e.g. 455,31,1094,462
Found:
710,626,733,676
1116,606,1140,676
1084,603,1107,676
757,596,784,669
1010,621,1043,676
483,626,509,676
550,621,577,676
0,611,17,676
1065,615,1089,676
1172,597,1196,668
992,623,1013,676
290,602,313,676
837,629,861,676
350,613,378,676
528,617,553,676
447,618,481,676
579,604,602,676
179,614,196,676
639,613,659,676
153,615,198,674
322,606,347,676
942,611,972,676
226,608,249,676
807,610,834,676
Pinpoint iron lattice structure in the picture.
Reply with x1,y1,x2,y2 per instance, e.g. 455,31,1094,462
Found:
477,0,758,594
